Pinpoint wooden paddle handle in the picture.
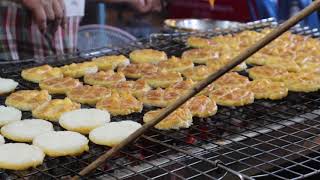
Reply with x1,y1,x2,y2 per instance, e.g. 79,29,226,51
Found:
73,1,320,179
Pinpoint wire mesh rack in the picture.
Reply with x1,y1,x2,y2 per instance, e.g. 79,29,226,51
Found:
1,18,320,180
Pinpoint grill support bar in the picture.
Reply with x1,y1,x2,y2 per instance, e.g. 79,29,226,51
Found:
72,1,320,179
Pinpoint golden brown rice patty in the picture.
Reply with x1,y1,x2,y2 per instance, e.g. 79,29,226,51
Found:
187,36,215,48
282,72,320,93
166,79,195,95
84,70,126,88
263,57,300,72
183,95,217,118
248,79,288,100
143,108,193,130
214,72,250,88
39,77,83,94
118,63,158,79
182,65,215,81
5,90,51,111
32,98,80,122
21,65,63,83
60,62,98,78
158,56,194,72
197,83,215,96
206,59,247,72
96,92,143,116
142,70,183,88
209,87,254,107
138,88,180,108
182,48,217,64
129,49,167,64
112,79,151,97
92,55,130,70
248,66,289,82
67,85,111,106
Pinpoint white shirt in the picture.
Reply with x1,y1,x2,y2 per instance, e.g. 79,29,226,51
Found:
64,0,85,17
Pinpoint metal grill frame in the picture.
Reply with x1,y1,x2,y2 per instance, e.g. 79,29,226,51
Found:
1,18,320,180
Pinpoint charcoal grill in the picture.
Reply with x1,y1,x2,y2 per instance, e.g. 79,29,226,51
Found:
1,18,320,180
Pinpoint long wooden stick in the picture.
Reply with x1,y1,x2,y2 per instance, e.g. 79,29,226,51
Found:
73,1,320,179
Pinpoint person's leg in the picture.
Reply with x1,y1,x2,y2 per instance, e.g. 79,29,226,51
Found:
253,0,278,20
61,16,82,55
15,7,36,60
0,4,20,61
278,0,291,20
0,3,82,61
28,16,82,59
0,2,59,61
299,0,319,28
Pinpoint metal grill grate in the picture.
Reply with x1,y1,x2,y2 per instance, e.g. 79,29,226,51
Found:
1,18,320,179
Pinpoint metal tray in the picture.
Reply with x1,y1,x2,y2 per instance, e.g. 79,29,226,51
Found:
164,18,244,32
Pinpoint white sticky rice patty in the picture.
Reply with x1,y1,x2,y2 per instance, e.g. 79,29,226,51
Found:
0,143,45,170
33,131,89,157
89,121,142,147
1,119,54,142
0,78,18,94
59,108,110,134
0,106,22,127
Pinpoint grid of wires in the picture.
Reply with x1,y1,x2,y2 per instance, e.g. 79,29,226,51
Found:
1,18,320,180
